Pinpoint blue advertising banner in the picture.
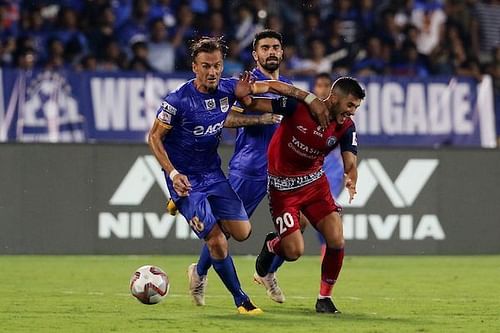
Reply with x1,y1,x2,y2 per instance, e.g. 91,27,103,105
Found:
0,69,496,147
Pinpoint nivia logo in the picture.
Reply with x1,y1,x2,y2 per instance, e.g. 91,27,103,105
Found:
338,159,439,207
109,156,169,205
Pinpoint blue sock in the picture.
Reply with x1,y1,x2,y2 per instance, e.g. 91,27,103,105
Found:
197,244,212,276
212,255,248,307
269,255,285,273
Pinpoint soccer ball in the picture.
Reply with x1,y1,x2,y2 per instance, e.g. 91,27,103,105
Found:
130,265,170,304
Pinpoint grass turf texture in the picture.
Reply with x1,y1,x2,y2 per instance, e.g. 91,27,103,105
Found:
1,255,499,333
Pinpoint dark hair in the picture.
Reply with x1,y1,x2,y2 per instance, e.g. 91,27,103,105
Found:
190,36,228,60
314,72,332,83
332,77,365,99
252,29,283,50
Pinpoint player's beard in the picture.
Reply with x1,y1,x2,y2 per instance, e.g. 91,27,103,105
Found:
260,56,281,72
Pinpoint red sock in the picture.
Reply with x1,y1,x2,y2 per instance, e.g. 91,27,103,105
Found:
319,247,344,297
267,236,283,257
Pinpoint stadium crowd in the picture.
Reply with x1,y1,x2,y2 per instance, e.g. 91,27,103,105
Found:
0,0,499,137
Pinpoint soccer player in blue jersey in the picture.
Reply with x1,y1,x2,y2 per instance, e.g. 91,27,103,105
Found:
148,37,263,315
187,30,292,304
148,36,328,314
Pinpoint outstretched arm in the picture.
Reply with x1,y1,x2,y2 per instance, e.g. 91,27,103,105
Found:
241,79,329,127
341,151,358,204
224,109,282,128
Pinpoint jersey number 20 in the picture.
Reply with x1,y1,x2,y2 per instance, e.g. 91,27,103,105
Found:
275,212,294,235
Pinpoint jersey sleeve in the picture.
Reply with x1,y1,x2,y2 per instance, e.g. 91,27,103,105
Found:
339,124,358,155
271,96,299,116
156,94,181,129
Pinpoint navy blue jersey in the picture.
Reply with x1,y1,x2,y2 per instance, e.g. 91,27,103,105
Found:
156,78,238,175
228,68,292,180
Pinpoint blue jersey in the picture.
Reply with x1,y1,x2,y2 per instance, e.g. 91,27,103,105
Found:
228,68,292,180
156,78,238,175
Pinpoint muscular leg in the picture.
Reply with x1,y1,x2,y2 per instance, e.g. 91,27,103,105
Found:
315,212,344,299
204,223,250,307
269,213,308,272
196,219,251,276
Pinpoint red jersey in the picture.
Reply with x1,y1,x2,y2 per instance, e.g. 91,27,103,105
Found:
268,98,357,178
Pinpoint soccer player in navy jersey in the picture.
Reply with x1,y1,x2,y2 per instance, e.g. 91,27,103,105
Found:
148,37,328,314
243,77,365,314
188,30,292,305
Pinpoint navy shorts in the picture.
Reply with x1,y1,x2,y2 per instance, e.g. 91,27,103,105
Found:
166,170,248,239
228,173,267,217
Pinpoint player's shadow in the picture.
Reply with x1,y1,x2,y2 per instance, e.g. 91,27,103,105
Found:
208,307,421,326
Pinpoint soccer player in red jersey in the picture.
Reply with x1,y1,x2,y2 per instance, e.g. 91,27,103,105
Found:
245,76,365,314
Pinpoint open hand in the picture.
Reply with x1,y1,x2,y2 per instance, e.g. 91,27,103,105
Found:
344,174,357,204
234,71,254,100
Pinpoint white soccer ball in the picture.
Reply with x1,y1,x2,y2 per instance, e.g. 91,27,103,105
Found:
130,265,170,304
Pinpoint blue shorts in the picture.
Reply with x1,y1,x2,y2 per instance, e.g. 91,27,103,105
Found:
228,173,267,217
166,170,248,239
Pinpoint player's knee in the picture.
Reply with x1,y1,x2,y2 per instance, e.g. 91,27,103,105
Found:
283,249,302,261
329,236,344,249
230,224,251,242
282,245,304,261
206,232,228,258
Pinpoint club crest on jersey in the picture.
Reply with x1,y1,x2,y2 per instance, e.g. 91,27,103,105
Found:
220,97,229,113
326,136,337,147
204,98,216,111
314,126,325,137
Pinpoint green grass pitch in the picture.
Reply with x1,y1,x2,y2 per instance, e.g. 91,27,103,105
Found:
1,255,499,333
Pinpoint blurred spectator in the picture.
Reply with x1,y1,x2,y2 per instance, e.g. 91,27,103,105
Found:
171,3,196,70
470,0,500,64
329,0,360,45
87,5,116,60
222,38,244,76
147,18,174,73
391,41,429,77
411,2,446,56
296,10,323,57
116,0,150,47
325,18,352,75
44,37,66,70
205,11,226,37
76,53,98,71
128,36,153,71
352,35,388,76
54,7,88,64
15,46,36,70
233,2,263,62
295,38,332,76
97,38,127,71
149,0,176,29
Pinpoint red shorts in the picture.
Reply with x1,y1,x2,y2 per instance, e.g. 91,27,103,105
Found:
268,175,342,237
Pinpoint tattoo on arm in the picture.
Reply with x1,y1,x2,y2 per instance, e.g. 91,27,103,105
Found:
224,111,260,128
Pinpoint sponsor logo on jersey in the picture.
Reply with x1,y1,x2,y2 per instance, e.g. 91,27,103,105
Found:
326,136,337,146
313,126,324,137
204,98,216,111
157,110,172,124
289,135,320,158
220,97,229,113
193,120,225,136
296,125,308,134
161,101,177,115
